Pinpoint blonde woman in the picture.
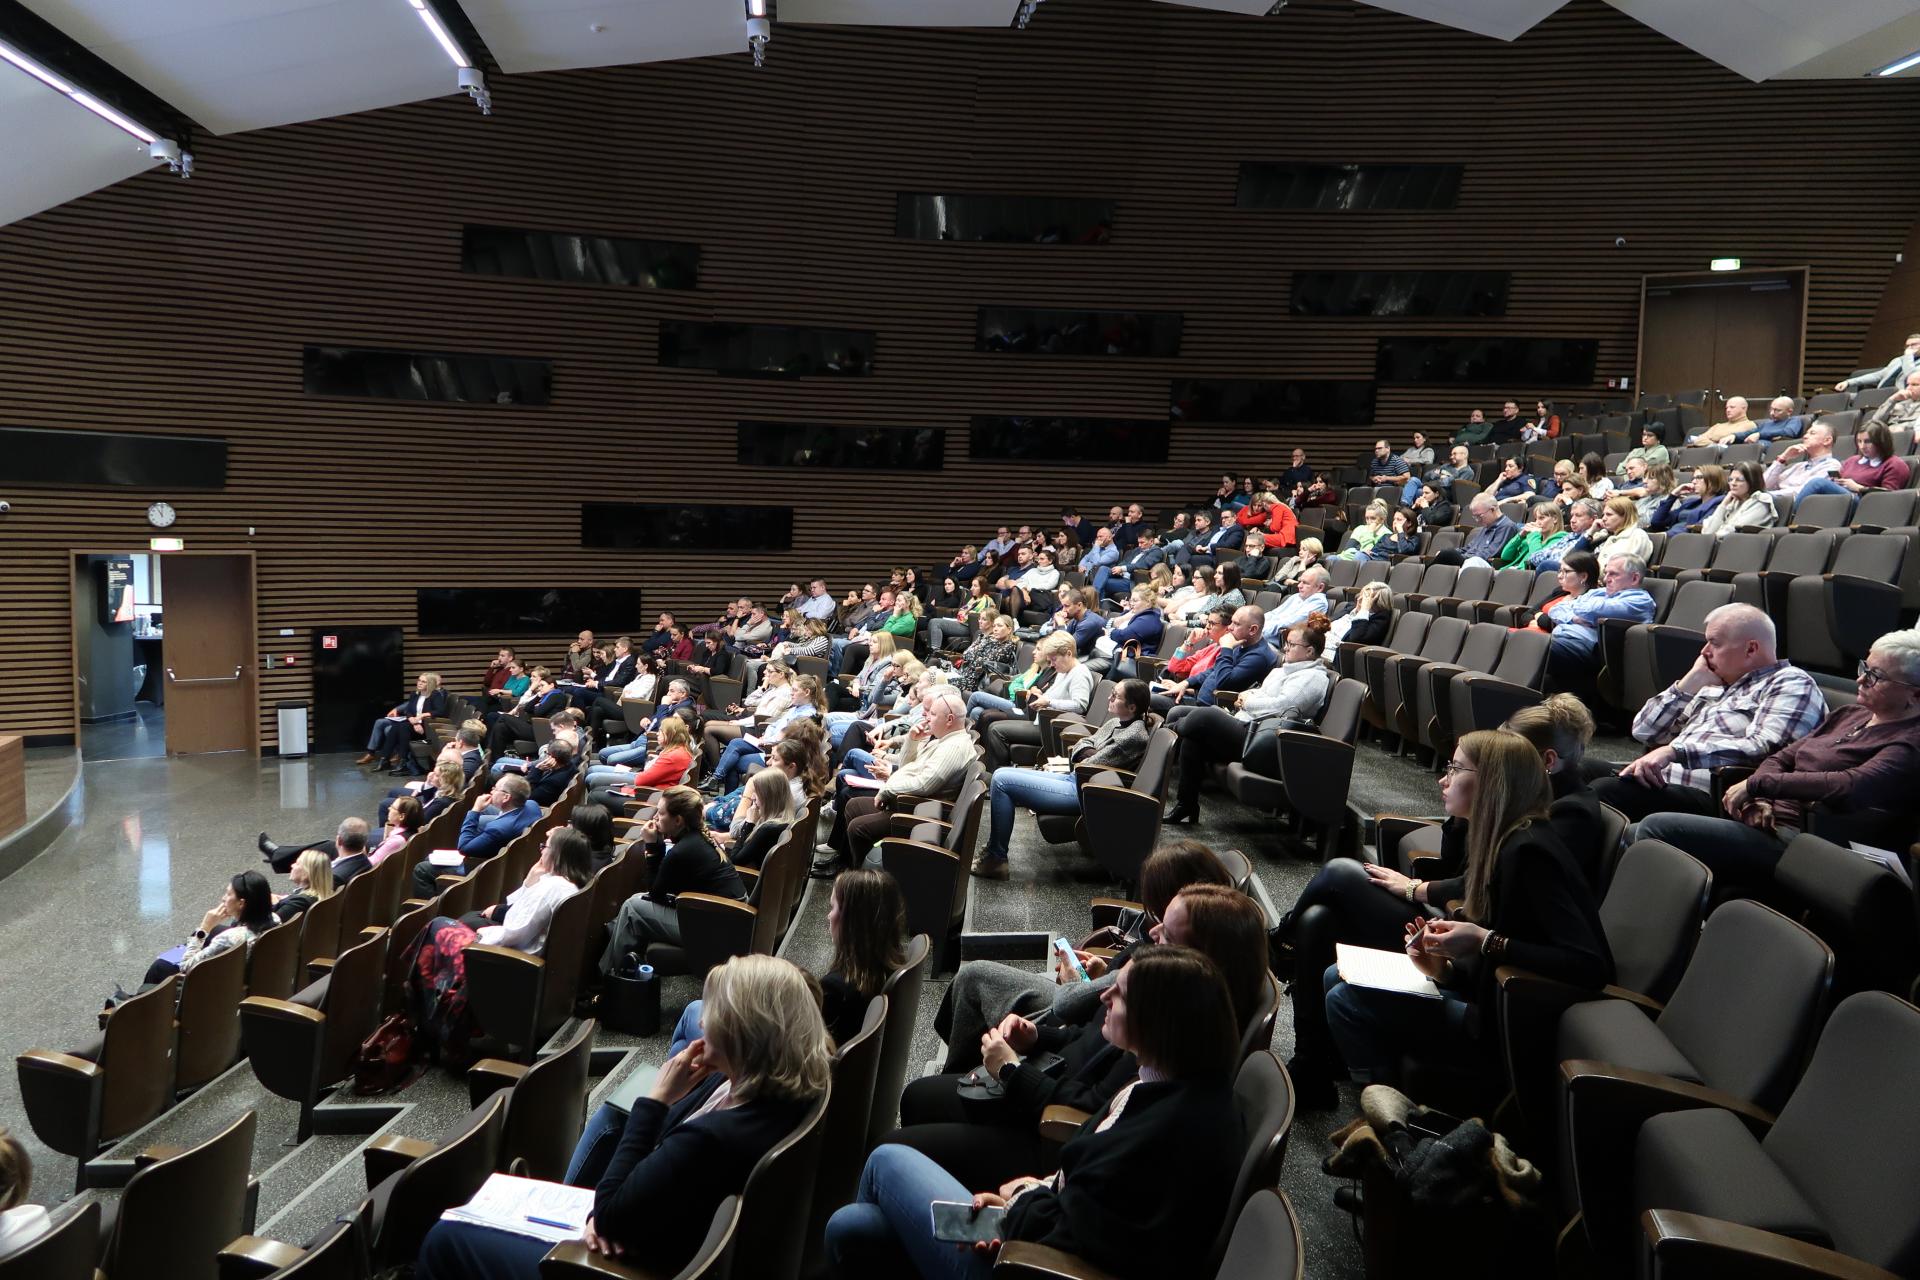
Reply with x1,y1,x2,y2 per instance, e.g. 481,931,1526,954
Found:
1588,494,1655,564
1102,584,1167,678
709,674,822,792
1272,537,1325,593
1332,501,1391,560
701,660,793,769
1329,581,1392,647
714,766,799,870
358,671,445,768
271,849,336,922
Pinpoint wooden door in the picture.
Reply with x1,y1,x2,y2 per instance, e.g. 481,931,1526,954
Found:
162,555,257,755
1639,270,1807,411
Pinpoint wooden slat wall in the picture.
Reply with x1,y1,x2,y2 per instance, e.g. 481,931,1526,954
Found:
3,0,1919,745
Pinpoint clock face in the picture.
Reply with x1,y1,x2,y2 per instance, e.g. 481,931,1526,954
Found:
147,502,177,529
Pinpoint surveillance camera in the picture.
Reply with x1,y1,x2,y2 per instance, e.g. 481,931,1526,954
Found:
1614,237,1628,249
0,500,10,512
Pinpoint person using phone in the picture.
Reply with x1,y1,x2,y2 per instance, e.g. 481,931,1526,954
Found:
826,947,1245,1280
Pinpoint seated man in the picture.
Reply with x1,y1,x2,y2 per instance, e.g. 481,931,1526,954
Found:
525,738,579,807
1432,492,1518,566
1260,566,1329,642
1364,439,1410,487
1488,399,1527,444
1688,396,1755,447
407,773,541,898
1077,525,1122,598
1793,422,1912,513
725,602,774,654
1280,447,1315,495
1592,605,1824,822
1542,553,1656,694
1836,332,1920,392
639,611,677,656
1115,502,1150,548
1867,369,1920,431
262,815,373,878
1178,510,1245,568
483,668,568,756
817,686,975,876
1745,395,1807,443
1231,529,1274,583
564,636,636,709
1615,425,1670,481
797,578,837,624
1635,627,1920,899
1761,422,1841,502
1149,605,1276,714
1452,407,1492,445
1102,527,1166,600
1402,443,1472,505
376,723,483,827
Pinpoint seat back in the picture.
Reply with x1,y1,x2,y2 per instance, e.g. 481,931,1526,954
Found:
500,1018,595,1181
532,884,596,1042
1449,564,1495,602
867,934,931,1147
334,867,379,940
1415,616,1469,666
246,915,303,1001
1763,531,1836,576
735,1090,833,1280
175,934,249,1093
297,887,348,973
1452,622,1506,676
383,904,435,1014
103,1108,257,1280
1208,1050,1296,1271
366,846,412,928
1382,610,1430,656
1384,560,1425,595
1706,532,1769,576
807,996,888,1265
264,1217,369,1280
1486,568,1536,608
1854,487,1917,530
1239,971,1281,1059
1656,533,1713,575
1214,1188,1303,1280
1833,529,1906,581
1658,900,1833,1114
0,1199,99,1280
1488,628,1551,689
1791,491,1854,529
371,1093,507,1266
320,930,390,1086
1130,727,1177,798
1773,833,1919,998
99,974,180,1143
1318,678,1367,745
1760,992,1920,1275
1597,840,1710,1003
1324,558,1359,590
1414,564,1458,598
1592,802,1629,898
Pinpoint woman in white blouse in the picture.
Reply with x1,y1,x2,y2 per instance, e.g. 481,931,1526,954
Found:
1699,460,1778,539
469,827,595,954
1585,495,1655,565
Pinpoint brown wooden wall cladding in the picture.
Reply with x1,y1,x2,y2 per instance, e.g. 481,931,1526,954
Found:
2,0,1919,744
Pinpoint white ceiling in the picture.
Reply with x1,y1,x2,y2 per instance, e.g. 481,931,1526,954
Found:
7,0,1920,229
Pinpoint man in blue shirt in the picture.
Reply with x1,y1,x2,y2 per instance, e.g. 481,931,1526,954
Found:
1364,439,1411,487
1262,568,1330,641
1102,528,1166,600
407,772,542,896
1544,553,1656,692
1151,605,1276,713
797,579,837,623
1077,526,1122,597
1451,493,1520,566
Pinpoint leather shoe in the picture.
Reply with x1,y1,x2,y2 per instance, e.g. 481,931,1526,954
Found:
1332,1184,1364,1216
355,753,377,766
257,831,273,855
970,855,1010,881
1162,803,1198,826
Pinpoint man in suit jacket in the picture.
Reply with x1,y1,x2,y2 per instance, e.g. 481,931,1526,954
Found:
1101,529,1167,600
1150,606,1276,712
526,740,580,807
375,725,485,827
328,818,374,884
567,637,637,708
1838,333,1920,391
1231,529,1275,583
408,773,542,897
1175,512,1245,569
484,675,569,756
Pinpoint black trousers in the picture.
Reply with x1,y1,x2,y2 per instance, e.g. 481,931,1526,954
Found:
266,838,337,876
484,715,533,757
586,697,627,739
1286,857,1430,1073
1168,704,1248,808
411,855,465,899
882,1074,1055,1189
1589,776,1720,824
984,719,1042,771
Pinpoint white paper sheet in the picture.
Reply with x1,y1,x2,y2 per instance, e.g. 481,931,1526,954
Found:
441,1173,595,1244
1335,942,1443,999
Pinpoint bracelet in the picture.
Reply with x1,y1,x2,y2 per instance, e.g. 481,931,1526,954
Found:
1404,879,1422,903
1481,932,1509,959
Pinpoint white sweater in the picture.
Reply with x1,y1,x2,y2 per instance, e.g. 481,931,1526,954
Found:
475,873,581,955
1236,659,1335,725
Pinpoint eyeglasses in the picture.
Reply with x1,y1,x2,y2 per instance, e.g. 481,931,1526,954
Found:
1442,762,1477,777
1857,660,1915,690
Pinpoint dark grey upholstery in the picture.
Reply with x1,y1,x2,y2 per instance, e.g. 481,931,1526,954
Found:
1595,840,1710,1003
1633,1109,1825,1245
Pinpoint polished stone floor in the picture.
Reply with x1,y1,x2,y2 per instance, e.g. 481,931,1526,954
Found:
79,703,167,762
0,729,1640,1273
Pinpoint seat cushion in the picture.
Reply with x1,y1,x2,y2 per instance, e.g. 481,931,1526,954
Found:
1557,999,1699,1085
1634,1109,1828,1247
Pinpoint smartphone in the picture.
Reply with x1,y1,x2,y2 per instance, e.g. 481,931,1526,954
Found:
930,1201,1006,1244
1053,937,1090,981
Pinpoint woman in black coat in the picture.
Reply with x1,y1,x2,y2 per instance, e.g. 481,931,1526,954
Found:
827,946,1247,1280
358,672,446,769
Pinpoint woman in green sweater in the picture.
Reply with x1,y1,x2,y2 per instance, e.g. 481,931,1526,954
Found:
1496,502,1570,569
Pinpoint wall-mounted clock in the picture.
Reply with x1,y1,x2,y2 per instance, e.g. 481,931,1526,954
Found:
146,501,177,529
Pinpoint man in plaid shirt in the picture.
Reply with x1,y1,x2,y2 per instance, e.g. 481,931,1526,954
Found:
1594,604,1824,822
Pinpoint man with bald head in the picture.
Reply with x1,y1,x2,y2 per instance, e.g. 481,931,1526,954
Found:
1868,369,1920,431
1149,604,1276,714
1762,421,1841,500
1592,604,1824,823
1689,396,1755,447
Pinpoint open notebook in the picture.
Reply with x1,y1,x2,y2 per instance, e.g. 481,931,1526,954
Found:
1335,942,1443,999
441,1172,594,1244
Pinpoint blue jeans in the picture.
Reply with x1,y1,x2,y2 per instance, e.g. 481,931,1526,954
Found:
672,999,704,1057
564,1100,631,1185
824,1144,995,1280
966,692,1014,723
983,768,1083,859
825,712,863,748
714,739,765,790
1631,812,1791,896
366,718,410,756
417,1218,552,1280
840,749,876,779
585,764,637,786
599,739,650,768
1400,476,1423,505
1793,476,1857,513
1322,963,1473,1084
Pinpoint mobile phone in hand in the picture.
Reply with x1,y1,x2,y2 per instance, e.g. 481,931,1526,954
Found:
930,1201,1005,1244
1053,936,1090,981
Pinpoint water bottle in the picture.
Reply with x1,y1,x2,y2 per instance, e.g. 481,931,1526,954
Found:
633,962,661,1037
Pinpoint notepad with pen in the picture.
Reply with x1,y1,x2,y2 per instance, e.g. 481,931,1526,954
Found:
1334,942,1444,999
440,1173,595,1244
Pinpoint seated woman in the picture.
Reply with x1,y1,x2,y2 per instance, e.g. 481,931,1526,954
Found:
410,828,594,1067
1099,587,1164,678
708,675,823,793
1491,456,1538,502
1797,422,1913,511
1409,483,1454,530
699,660,795,766
1519,551,1599,633
1529,499,1598,571
596,678,696,774
973,679,1154,876
569,803,616,872
1634,628,1920,898
1647,463,1726,532
1331,501,1390,560
1318,725,1610,1092
357,671,445,770
585,652,661,742
420,955,832,1280
1270,537,1325,594
827,946,1247,1280
1580,451,1614,500
1328,582,1392,648
889,882,1266,1191
598,787,747,975
1553,472,1590,513
416,758,468,824
1170,563,1216,625
1365,506,1422,562
1236,489,1298,550
1625,462,1676,525
981,635,1095,773
949,615,1019,699
772,616,833,669
1585,494,1655,565
142,871,276,987
1495,502,1570,569
585,714,697,810
1164,614,1336,825
0,1128,49,1259
825,636,907,743
367,795,424,868
930,582,993,652
1699,460,1775,538
710,767,799,871
485,658,530,712
271,850,336,922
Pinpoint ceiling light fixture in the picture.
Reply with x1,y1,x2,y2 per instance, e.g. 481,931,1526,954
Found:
406,0,491,113
1874,49,1920,76
1014,0,1045,29
1709,257,1742,272
745,0,771,67
0,37,192,174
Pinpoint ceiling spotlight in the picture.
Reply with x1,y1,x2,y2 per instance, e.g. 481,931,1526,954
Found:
1015,0,1044,29
745,0,771,67
406,0,491,113
0,37,191,175
1266,0,1287,13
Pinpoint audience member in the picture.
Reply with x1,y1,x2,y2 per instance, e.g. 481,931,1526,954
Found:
1584,494,1653,567
1867,369,1920,430
1488,399,1527,443
1271,538,1325,594
1328,582,1392,647
1748,395,1808,443
1149,605,1275,715
407,774,540,898
586,715,697,809
1524,399,1560,442
1700,460,1777,537
1404,443,1472,505
0,1129,48,1259
1794,422,1911,510
1364,439,1410,486
1761,421,1842,500
1493,502,1567,569
142,870,275,986
983,636,1094,770
1433,493,1518,567
1647,464,1726,533
358,672,445,772
1617,424,1670,479
1529,498,1598,569
598,786,746,972
1837,332,1920,390
1542,553,1655,691
1454,407,1492,445
1491,456,1537,501
821,686,974,876
271,849,335,922
1260,566,1329,641
1689,396,1754,446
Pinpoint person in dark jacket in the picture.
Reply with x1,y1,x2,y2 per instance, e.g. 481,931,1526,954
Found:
358,671,446,769
597,786,746,974
418,955,831,1280
1322,728,1611,1086
406,773,542,897
1274,695,1602,1108
827,946,1246,1280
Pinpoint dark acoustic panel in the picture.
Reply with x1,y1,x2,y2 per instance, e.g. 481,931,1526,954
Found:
581,502,795,552
1376,336,1600,385
895,193,1115,244
737,422,945,469
1235,162,1464,211
461,224,700,289
970,416,1169,464
417,588,645,636
658,320,875,376
976,307,1183,357
1290,270,1510,317
302,345,553,405
1168,379,1377,426
0,426,227,489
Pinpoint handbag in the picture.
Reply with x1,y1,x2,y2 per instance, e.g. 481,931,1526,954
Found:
352,1012,419,1095
601,952,662,1036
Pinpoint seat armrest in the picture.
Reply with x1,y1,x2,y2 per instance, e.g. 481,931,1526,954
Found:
1037,1105,1092,1144
1073,763,1134,786
538,1240,666,1279
890,813,954,837
1088,897,1142,929
1561,1060,1776,1137
15,1048,104,1081
994,1241,1126,1280
237,996,326,1026
364,1134,437,1188
1373,814,1442,872
468,1058,529,1107
1214,690,1241,711
134,1143,188,1168
733,866,760,885
1639,1210,1900,1280
217,1235,310,1280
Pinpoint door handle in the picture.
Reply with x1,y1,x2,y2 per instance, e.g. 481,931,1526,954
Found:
166,665,244,685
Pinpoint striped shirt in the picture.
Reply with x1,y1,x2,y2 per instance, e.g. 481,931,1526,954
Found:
1630,660,1827,791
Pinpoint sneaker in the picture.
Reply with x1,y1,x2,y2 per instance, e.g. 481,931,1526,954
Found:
810,854,845,881
970,855,1010,881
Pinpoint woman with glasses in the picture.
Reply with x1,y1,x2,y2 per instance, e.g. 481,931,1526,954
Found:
1634,628,1920,898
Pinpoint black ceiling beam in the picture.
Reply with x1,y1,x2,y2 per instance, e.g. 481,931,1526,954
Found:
0,0,198,143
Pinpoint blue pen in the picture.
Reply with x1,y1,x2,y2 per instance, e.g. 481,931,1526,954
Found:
526,1215,575,1230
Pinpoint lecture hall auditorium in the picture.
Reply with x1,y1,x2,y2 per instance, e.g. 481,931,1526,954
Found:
1,0,1919,1277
